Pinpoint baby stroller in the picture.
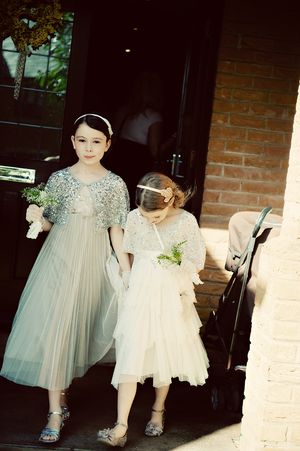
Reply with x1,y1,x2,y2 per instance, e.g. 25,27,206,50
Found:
203,207,282,413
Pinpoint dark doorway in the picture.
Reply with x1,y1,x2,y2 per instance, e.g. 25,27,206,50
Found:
0,0,223,328
81,0,224,214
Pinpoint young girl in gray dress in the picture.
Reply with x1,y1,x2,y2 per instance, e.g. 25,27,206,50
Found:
0,114,131,444
97,172,209,447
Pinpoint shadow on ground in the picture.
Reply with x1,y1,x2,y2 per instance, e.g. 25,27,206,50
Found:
0,362,241,451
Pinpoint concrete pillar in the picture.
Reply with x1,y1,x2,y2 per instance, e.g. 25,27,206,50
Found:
240,82,300,450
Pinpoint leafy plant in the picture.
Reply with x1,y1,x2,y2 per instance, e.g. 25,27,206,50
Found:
21,183,58,207
157,240,187,266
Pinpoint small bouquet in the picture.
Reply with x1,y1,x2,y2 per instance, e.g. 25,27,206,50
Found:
157,240,203,286
21,183,58,239
157,241,187,266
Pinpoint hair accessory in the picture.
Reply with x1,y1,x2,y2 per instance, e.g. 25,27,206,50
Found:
74,113,113,137
137,184,173,203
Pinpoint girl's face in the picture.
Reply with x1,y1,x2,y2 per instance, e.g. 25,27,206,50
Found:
138,206,170,224
71,123,110,165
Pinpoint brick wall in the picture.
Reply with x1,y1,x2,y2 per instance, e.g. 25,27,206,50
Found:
196,0,300,322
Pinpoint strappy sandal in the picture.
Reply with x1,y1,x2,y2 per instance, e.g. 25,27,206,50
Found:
97,422,128,447
144,408,166,437
39,411,64,444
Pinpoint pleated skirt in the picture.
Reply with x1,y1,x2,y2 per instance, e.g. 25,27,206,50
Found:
0,214,118,390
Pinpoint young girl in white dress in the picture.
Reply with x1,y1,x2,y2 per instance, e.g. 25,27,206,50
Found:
0,113,131,444
97,171,209,447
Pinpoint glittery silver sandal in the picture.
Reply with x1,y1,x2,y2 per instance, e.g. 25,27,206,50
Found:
144,408,165,437
97,422,128,447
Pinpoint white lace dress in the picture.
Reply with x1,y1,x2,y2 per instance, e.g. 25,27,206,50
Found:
111,208,209,389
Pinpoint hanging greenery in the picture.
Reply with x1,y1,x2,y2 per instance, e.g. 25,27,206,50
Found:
0,0,63,99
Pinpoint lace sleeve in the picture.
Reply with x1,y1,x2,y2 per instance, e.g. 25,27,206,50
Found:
123,211,137,254
182,214,206,270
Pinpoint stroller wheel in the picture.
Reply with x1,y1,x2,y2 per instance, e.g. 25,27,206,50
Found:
226,384,243,412
211,386,225,411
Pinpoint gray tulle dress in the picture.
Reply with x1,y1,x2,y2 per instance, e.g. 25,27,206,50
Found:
0,168,129,391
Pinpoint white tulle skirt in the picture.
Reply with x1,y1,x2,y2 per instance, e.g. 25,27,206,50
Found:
0,214,118,390
111,251,209,389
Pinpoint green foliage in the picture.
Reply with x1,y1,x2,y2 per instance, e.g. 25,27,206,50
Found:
36,13,73,94
157,240,187,266
21,183,58,207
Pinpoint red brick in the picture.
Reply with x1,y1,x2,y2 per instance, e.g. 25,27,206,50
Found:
263,145,290,158
236,62,273,77
202,191,222,203
210,125,246,139
230,114,266,128
243,155,284,169
258,195,284,209
274,66,300,80
247,130,285,144
241,180,285,195
208,151,243,165
284,133,293,146
255,51,300,67
241,36,297,54
269,93,298,106
204,177,241,191
217,73,254,88
224,166,285,182
205,165,224,177
226,140,264,154
218,60,237,73
253,77,290,92
232,89,269,102
208,138,226,151
214,87,232,100
211,112,229,125
219,47,256,62
201,203,241,217
249,103,292,118
213,99,249,114
221,191,259,206
267,118,293,132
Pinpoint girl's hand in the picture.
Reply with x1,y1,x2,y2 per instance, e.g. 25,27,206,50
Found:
122,270,131,289
26,205,44,223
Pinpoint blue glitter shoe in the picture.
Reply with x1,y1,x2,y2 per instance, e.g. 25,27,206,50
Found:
39,411,64,444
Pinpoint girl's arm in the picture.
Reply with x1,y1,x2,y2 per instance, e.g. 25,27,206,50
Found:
109,225,131,272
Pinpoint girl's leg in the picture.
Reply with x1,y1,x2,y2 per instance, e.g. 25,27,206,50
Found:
113,382,137,437
97,381,137,444
149,385,170,427
39,390,63,442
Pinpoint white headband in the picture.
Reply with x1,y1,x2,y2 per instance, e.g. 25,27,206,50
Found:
74,113,113,137
137,184,173,203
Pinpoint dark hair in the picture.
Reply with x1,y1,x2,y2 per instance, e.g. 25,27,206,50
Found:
72,113,112,141
135,172,192,211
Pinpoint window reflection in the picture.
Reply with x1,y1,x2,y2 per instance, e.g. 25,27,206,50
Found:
0,12,74,162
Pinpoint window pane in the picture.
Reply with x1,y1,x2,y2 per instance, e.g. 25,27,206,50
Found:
0,12,74,162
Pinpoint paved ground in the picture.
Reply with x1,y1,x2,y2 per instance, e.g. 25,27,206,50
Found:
0,334,241,451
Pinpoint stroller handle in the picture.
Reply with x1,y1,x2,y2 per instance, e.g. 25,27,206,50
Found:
252,206,272,238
